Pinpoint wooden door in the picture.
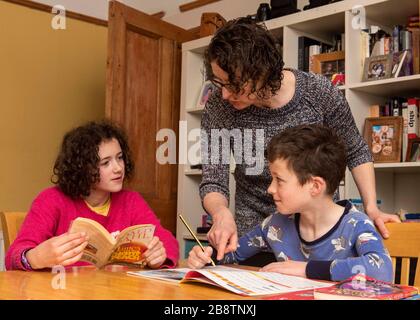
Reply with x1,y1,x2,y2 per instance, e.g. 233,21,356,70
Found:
106,1,195,234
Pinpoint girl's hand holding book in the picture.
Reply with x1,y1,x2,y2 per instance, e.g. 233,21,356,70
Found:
144,236,167,269
26,232,89,269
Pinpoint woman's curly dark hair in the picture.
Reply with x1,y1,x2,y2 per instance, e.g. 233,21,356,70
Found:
52,120,134,199
204,17,284,100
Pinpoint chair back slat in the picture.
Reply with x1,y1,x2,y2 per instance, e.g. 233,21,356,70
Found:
384,223,420,287
0,211,27,252
400,258,410,286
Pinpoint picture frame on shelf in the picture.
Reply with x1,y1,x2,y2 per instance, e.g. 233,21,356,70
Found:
406,138,420,162
362,54,393,82
196,80,213,110
310,51,345,84
363,116,403,163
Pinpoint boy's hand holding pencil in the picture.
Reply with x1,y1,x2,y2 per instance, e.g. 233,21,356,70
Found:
179,214,216,267
188,246,214,269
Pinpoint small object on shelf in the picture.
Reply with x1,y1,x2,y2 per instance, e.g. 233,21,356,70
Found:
398,209,420,222
363,116,403,163
331,73,345,86
196,226,211,233
406,138,420,162
391,50,408,78
310,51,345,83
350,198,382,213
303,0,342,11
190,164,202,170
270,0,299,19
362,54,393,82
256,3,271,22
196,80,213,110
199,12,226,38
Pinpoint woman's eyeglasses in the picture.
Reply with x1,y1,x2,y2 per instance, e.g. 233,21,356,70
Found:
210,78,246,94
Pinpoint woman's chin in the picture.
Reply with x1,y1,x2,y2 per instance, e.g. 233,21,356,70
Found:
230,101,248,110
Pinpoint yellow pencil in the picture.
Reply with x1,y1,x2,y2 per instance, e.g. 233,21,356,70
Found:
179,214,216,267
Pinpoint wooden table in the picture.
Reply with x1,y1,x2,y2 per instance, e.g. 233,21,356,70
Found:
0,265,258,300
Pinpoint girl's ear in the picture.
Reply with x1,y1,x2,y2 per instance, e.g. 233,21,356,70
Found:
310,176,327,196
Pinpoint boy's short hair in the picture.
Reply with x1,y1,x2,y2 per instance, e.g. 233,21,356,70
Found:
267,124,346,195
52,120,134,199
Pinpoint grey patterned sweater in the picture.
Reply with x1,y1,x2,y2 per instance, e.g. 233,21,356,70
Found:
199,69,373,237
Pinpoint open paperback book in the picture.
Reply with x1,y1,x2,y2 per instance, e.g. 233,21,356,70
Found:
127,266,332,296
69,217,155,268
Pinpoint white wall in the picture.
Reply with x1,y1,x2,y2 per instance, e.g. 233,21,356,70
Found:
165,0,310,29
32,0,310,28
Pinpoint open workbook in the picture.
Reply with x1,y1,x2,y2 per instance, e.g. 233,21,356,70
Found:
69,217,155,268
127,266,332,296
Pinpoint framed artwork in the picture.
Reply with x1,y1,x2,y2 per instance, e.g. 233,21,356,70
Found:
196,80,213,109
362,54,393,82
311,51,345,84
406,138,420,162
363,116,403,163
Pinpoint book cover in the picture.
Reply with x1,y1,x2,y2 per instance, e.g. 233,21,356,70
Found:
407,98,418,139
68,217,155,268
128,266,332,296
408,29,420,74
314,274,419,300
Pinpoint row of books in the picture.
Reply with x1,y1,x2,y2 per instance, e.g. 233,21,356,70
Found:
369,97,419,162
361,15,420,77
297,35,343,72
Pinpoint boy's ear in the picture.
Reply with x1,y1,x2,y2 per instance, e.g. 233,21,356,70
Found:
310,176,326,196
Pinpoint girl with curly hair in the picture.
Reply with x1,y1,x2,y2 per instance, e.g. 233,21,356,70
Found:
6,121,178,270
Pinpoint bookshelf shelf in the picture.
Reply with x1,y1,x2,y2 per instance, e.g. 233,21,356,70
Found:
374,162,420,173
177,0,420,258
184,169,202,176
186,106,204,114
347,74,420,96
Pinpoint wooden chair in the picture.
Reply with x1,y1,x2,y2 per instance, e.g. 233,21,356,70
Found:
0,211,27,252
383,223,420,287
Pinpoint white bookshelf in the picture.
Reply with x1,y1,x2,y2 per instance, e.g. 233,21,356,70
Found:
176,0,420,258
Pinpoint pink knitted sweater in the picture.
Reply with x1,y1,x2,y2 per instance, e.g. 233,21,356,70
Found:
6,187,179,270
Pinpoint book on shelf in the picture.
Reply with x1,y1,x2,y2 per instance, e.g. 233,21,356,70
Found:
402,104,409,161
68,217,155,268
298,36,320,72
391,50,408,78
408,29,419,74
407,98,418,140
128,266,332,296
313,274,419,300
308,44,321,72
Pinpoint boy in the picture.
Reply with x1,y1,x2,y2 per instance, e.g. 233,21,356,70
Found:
188,124,393,282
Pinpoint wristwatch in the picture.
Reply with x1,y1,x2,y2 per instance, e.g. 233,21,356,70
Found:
21,249,33,271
